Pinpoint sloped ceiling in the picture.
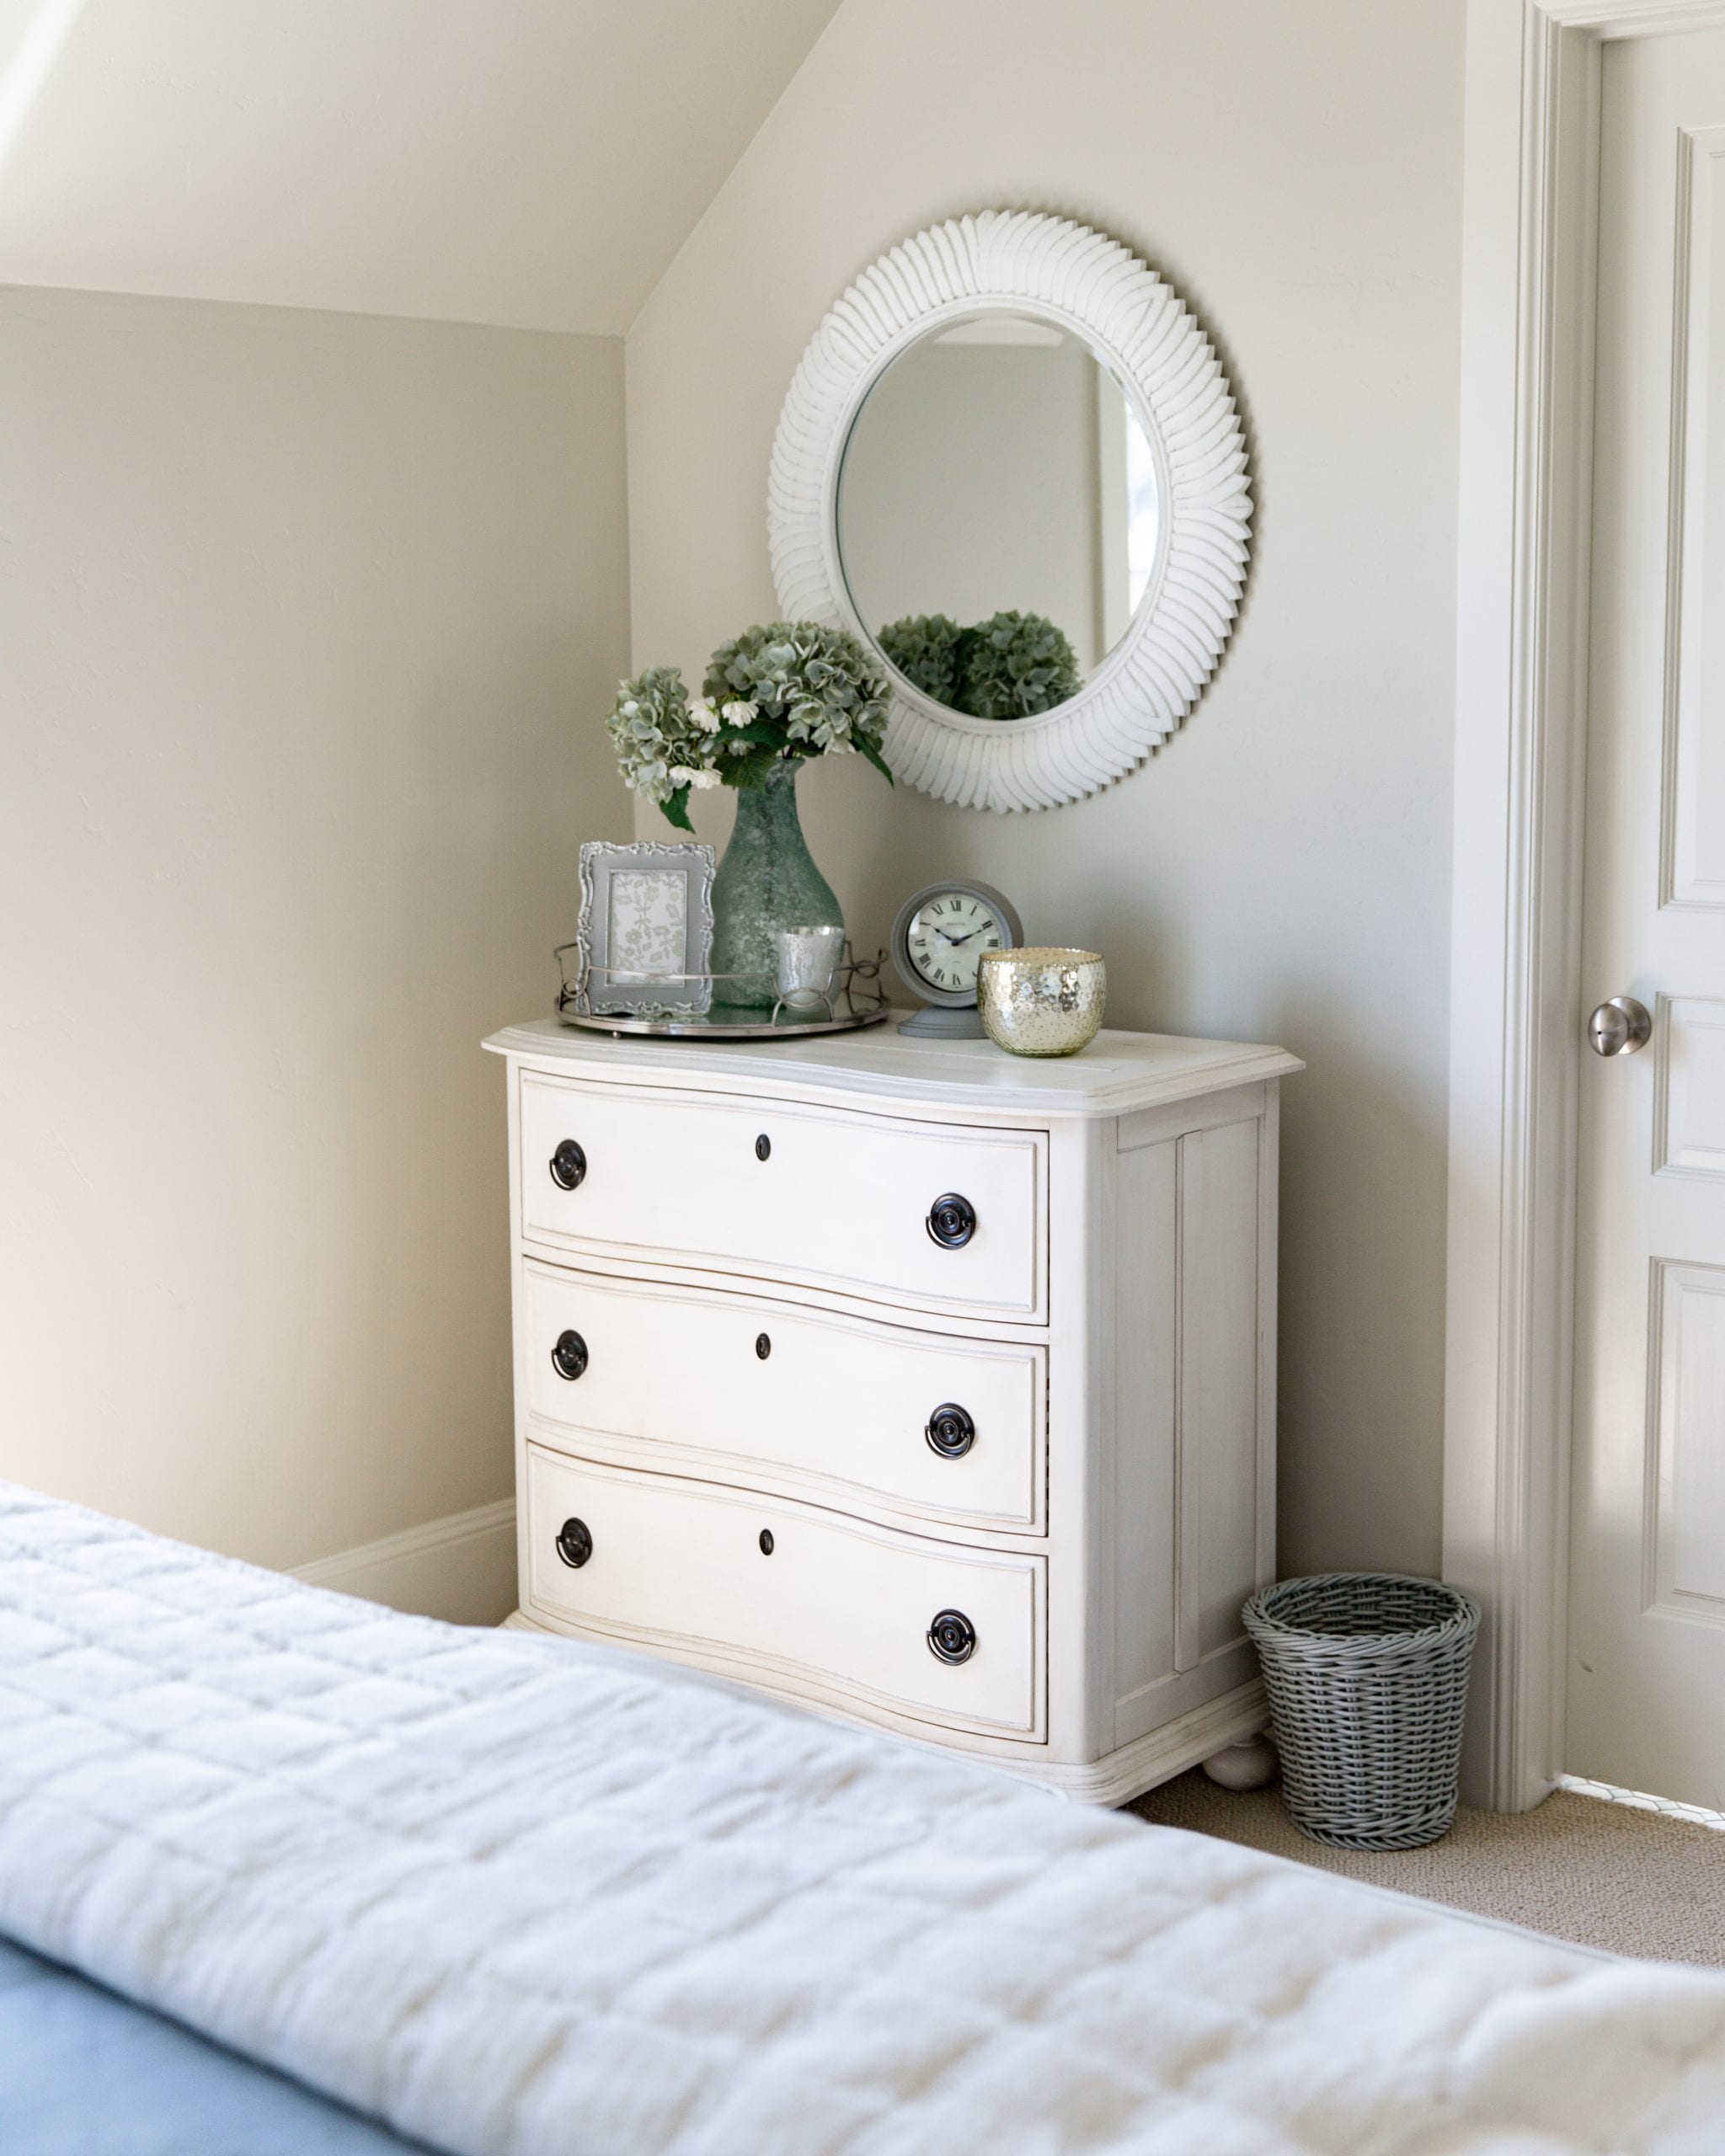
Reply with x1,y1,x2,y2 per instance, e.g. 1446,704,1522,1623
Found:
0,0,842,334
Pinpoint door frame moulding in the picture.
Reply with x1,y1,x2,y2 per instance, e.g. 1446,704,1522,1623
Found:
1446,0,1725,1809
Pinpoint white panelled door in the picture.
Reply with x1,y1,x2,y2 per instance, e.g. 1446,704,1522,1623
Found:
1572,28,1725,1809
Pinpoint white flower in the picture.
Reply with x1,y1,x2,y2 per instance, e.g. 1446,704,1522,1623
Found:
669,765,722,790
689,697,721,733
722,700,759,728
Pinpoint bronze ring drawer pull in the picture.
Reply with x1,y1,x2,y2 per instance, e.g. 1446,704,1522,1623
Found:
926,1193,976,1249
551,1330,588,1381
555,1518,593,1569
925,1404,975,1459
549,1139,586,1191
927,1609,976,1665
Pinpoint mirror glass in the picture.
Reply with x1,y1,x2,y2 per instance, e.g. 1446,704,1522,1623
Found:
836,310,1159,720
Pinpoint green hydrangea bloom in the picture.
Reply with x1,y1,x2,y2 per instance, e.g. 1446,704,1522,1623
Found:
702,622,892,759
955,611,1083,721
877,614,964,707
605,665,707,805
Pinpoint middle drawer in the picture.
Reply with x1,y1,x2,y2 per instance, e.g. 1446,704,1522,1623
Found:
524,1259,1047,1534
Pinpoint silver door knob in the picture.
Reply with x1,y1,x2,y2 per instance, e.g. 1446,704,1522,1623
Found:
1587,996,1652,1056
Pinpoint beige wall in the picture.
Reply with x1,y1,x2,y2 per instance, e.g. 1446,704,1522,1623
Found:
0,288,632,1569
627,0,1465,1577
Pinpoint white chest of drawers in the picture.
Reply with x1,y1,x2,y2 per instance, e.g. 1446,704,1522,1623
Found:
484,1017,1300,1802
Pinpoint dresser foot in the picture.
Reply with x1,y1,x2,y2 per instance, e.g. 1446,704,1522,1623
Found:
1200,1734,1278,1791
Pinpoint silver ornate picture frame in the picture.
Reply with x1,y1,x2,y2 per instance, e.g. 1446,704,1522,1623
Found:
577,841,715,1017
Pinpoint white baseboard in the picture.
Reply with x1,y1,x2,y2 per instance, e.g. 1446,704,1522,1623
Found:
292,1499,516,1627
1560,1774,1725,1833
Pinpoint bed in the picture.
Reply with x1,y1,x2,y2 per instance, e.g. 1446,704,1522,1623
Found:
0,1935,432,2153
3,1480,1725,2156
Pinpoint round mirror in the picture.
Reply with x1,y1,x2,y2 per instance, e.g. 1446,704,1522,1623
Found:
770,212,1251,812
836,312,1160,720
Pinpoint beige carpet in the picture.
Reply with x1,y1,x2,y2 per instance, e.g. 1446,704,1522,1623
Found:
1129,1771,1725,1967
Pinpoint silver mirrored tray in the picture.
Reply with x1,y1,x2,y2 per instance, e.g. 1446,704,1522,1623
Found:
558,1001,894,1041
554,944,892,1040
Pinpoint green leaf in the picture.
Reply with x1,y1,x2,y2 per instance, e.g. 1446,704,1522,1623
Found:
718,720,792,751
724,751,779,792
856,734,895,786
660,783,694,831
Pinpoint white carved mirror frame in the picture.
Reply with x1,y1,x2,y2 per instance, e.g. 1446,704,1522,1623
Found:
768,211,1252,814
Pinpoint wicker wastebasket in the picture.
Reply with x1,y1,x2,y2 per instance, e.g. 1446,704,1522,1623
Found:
1242,1573,1482,1850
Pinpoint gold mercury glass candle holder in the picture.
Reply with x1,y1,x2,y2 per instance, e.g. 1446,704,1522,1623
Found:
976,948,1107,1058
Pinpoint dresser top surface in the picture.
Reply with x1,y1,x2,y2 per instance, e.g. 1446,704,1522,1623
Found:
485,1013,1300,1119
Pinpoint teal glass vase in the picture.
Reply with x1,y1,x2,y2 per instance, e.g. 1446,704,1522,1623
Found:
710,760,842,1010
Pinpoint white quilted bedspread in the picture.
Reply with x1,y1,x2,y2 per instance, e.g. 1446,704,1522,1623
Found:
4,1485,1725,2156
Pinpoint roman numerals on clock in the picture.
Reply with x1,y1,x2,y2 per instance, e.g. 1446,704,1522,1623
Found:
891,879,1023,1027
906,891,1007,993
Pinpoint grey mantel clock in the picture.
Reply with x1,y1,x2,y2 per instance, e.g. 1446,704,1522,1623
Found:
890,878,1023,1038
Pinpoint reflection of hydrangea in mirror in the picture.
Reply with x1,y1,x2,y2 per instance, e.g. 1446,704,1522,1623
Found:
876,614,964,705
879,610,1081,720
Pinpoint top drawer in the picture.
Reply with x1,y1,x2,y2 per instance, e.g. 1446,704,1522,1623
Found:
518,1074,1046,1320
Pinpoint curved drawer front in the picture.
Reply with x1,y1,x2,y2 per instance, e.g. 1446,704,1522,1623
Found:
520,1075,1044,1320
526,1445,1044,1740
524,1262,1046,1532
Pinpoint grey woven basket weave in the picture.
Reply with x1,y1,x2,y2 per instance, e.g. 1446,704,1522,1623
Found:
1242,1573,1482,1850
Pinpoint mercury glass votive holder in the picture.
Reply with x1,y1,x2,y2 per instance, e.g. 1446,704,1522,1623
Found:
773,923,845,1012
976,947,1107,1058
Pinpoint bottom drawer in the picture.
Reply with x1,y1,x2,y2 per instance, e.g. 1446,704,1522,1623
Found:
525,1444,1044,1741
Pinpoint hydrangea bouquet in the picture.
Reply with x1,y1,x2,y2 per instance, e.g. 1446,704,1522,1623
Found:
607,622,894,831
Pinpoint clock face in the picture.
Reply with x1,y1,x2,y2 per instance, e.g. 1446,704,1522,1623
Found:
905,889,1008,998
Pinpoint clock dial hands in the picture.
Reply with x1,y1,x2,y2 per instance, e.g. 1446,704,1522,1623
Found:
892,881,1021,1032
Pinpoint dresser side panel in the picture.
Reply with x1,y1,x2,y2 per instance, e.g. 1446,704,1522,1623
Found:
1256,1081,1281,1593
1043,1117,1111,1759
1178,1115,1266,1667
1116,1082,1268,1154
1109,1136,1178,1728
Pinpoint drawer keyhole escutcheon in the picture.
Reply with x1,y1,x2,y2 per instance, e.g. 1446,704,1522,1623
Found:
759,1529,775,1556
926,1193,976,1249
755,1332,772,1360
755,1134,772,1161
549,1139,587,1191
927,1609,976,1665
555,1518,593,1569
551,1330,589,1381
925,1404,976,1459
